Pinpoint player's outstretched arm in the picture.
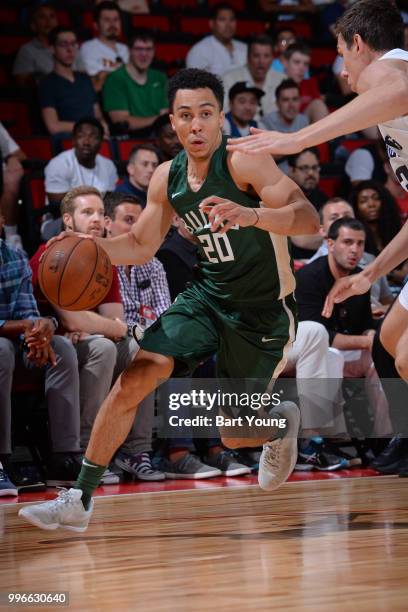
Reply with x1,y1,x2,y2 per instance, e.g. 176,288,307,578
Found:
95,162,174,265
227,61,408,155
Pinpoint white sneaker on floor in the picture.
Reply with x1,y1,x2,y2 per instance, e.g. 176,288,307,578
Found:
18,488,93,532
258,402,300,491
100,468,120,485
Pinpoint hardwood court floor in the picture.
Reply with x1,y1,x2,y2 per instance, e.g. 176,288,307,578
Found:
1,476,407,612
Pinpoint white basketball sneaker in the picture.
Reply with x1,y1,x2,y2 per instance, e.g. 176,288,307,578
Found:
18,488,93,532
258,402,300,491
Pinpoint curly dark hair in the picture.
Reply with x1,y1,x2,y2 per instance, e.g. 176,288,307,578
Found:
168,69,224,112
350,180,401,255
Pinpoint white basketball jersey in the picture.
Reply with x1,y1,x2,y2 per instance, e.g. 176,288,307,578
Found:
378,49,408,191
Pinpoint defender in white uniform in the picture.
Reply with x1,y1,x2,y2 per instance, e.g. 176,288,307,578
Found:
227,0,408,380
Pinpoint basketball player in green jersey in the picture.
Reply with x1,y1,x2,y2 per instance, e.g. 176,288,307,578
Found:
19,69,319,532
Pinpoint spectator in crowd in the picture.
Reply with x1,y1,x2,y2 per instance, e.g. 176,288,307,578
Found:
152,114,182,162
156,215,251,478
261,79,309,133
222,35,284,121
288,148,327,211
12,3,83,87
30,187,151,482
103,29,168,135
288,148,328,259
309,198,394,317
223,82,263,137
283,43,329,123
271,28,307,75
350,180,402,256
0,234,83,495
186,3,247,77
296,218,392,437
104,191,170,480
38,27,108,141
80,1,129,92
115,144,159,207
0,123,26,250
42,118,118,240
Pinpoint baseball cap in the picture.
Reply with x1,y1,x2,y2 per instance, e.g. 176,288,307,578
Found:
228,81,265,102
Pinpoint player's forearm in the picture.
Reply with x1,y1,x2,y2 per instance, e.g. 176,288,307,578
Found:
361,222,408,284
331,333,371,351
255,200,319,235
95,233,155,265
295,79,408,150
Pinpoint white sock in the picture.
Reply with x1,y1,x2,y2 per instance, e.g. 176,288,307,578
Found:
4,225,18,238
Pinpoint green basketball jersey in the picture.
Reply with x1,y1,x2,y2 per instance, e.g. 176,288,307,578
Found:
167,136,295,307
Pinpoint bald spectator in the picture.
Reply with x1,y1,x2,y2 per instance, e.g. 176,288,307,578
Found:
115,144,159,207
80,1,129,92
223,35,284,121
13,2,83,88
186,3,247,76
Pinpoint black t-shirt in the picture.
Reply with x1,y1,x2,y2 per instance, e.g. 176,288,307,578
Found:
157,229,198,302
295,255,374,345
39,71,97,121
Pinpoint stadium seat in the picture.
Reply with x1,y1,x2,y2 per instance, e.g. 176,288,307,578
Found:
131,15,171,32
56,9,71,26
28,178,46,211
208,0,246,10
316,142,330,164
0,36,30,56
310,48,337,69
340,138,374,153
117,139,153,162
180,17,209,36
161,0,196,8
155,43,190,64
280,21,312,40
17,138,53,161
0,8,17,23
320,176,342,198
236,20,266,38
0,101,32,136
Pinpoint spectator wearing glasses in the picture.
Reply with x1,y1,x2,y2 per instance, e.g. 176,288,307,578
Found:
39,27,109,142
288,148,328,260
103,29,168,136
80,1,129,93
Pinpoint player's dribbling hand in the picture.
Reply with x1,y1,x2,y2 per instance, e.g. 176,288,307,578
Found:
199,196,258,234
226,127,303,156
322,272,372,318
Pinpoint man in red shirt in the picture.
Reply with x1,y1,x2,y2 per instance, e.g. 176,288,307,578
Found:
30,186,164,482
283,43,329,123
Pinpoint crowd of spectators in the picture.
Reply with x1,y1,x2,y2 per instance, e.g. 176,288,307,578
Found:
1,0,408,495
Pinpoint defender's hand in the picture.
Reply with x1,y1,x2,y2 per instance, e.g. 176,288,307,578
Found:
227,127,303,156
322,272,372,318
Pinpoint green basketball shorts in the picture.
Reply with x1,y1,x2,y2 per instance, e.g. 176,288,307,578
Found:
139,284,297,379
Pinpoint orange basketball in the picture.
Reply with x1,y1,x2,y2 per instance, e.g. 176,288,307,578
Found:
39,235,113,311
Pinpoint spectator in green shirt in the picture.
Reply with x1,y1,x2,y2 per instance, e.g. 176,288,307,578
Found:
103,29,168,135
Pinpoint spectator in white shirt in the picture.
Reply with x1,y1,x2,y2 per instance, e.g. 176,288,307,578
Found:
222,35,284,121
186,3,247,77
80,1,129,92
42,118,117,240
